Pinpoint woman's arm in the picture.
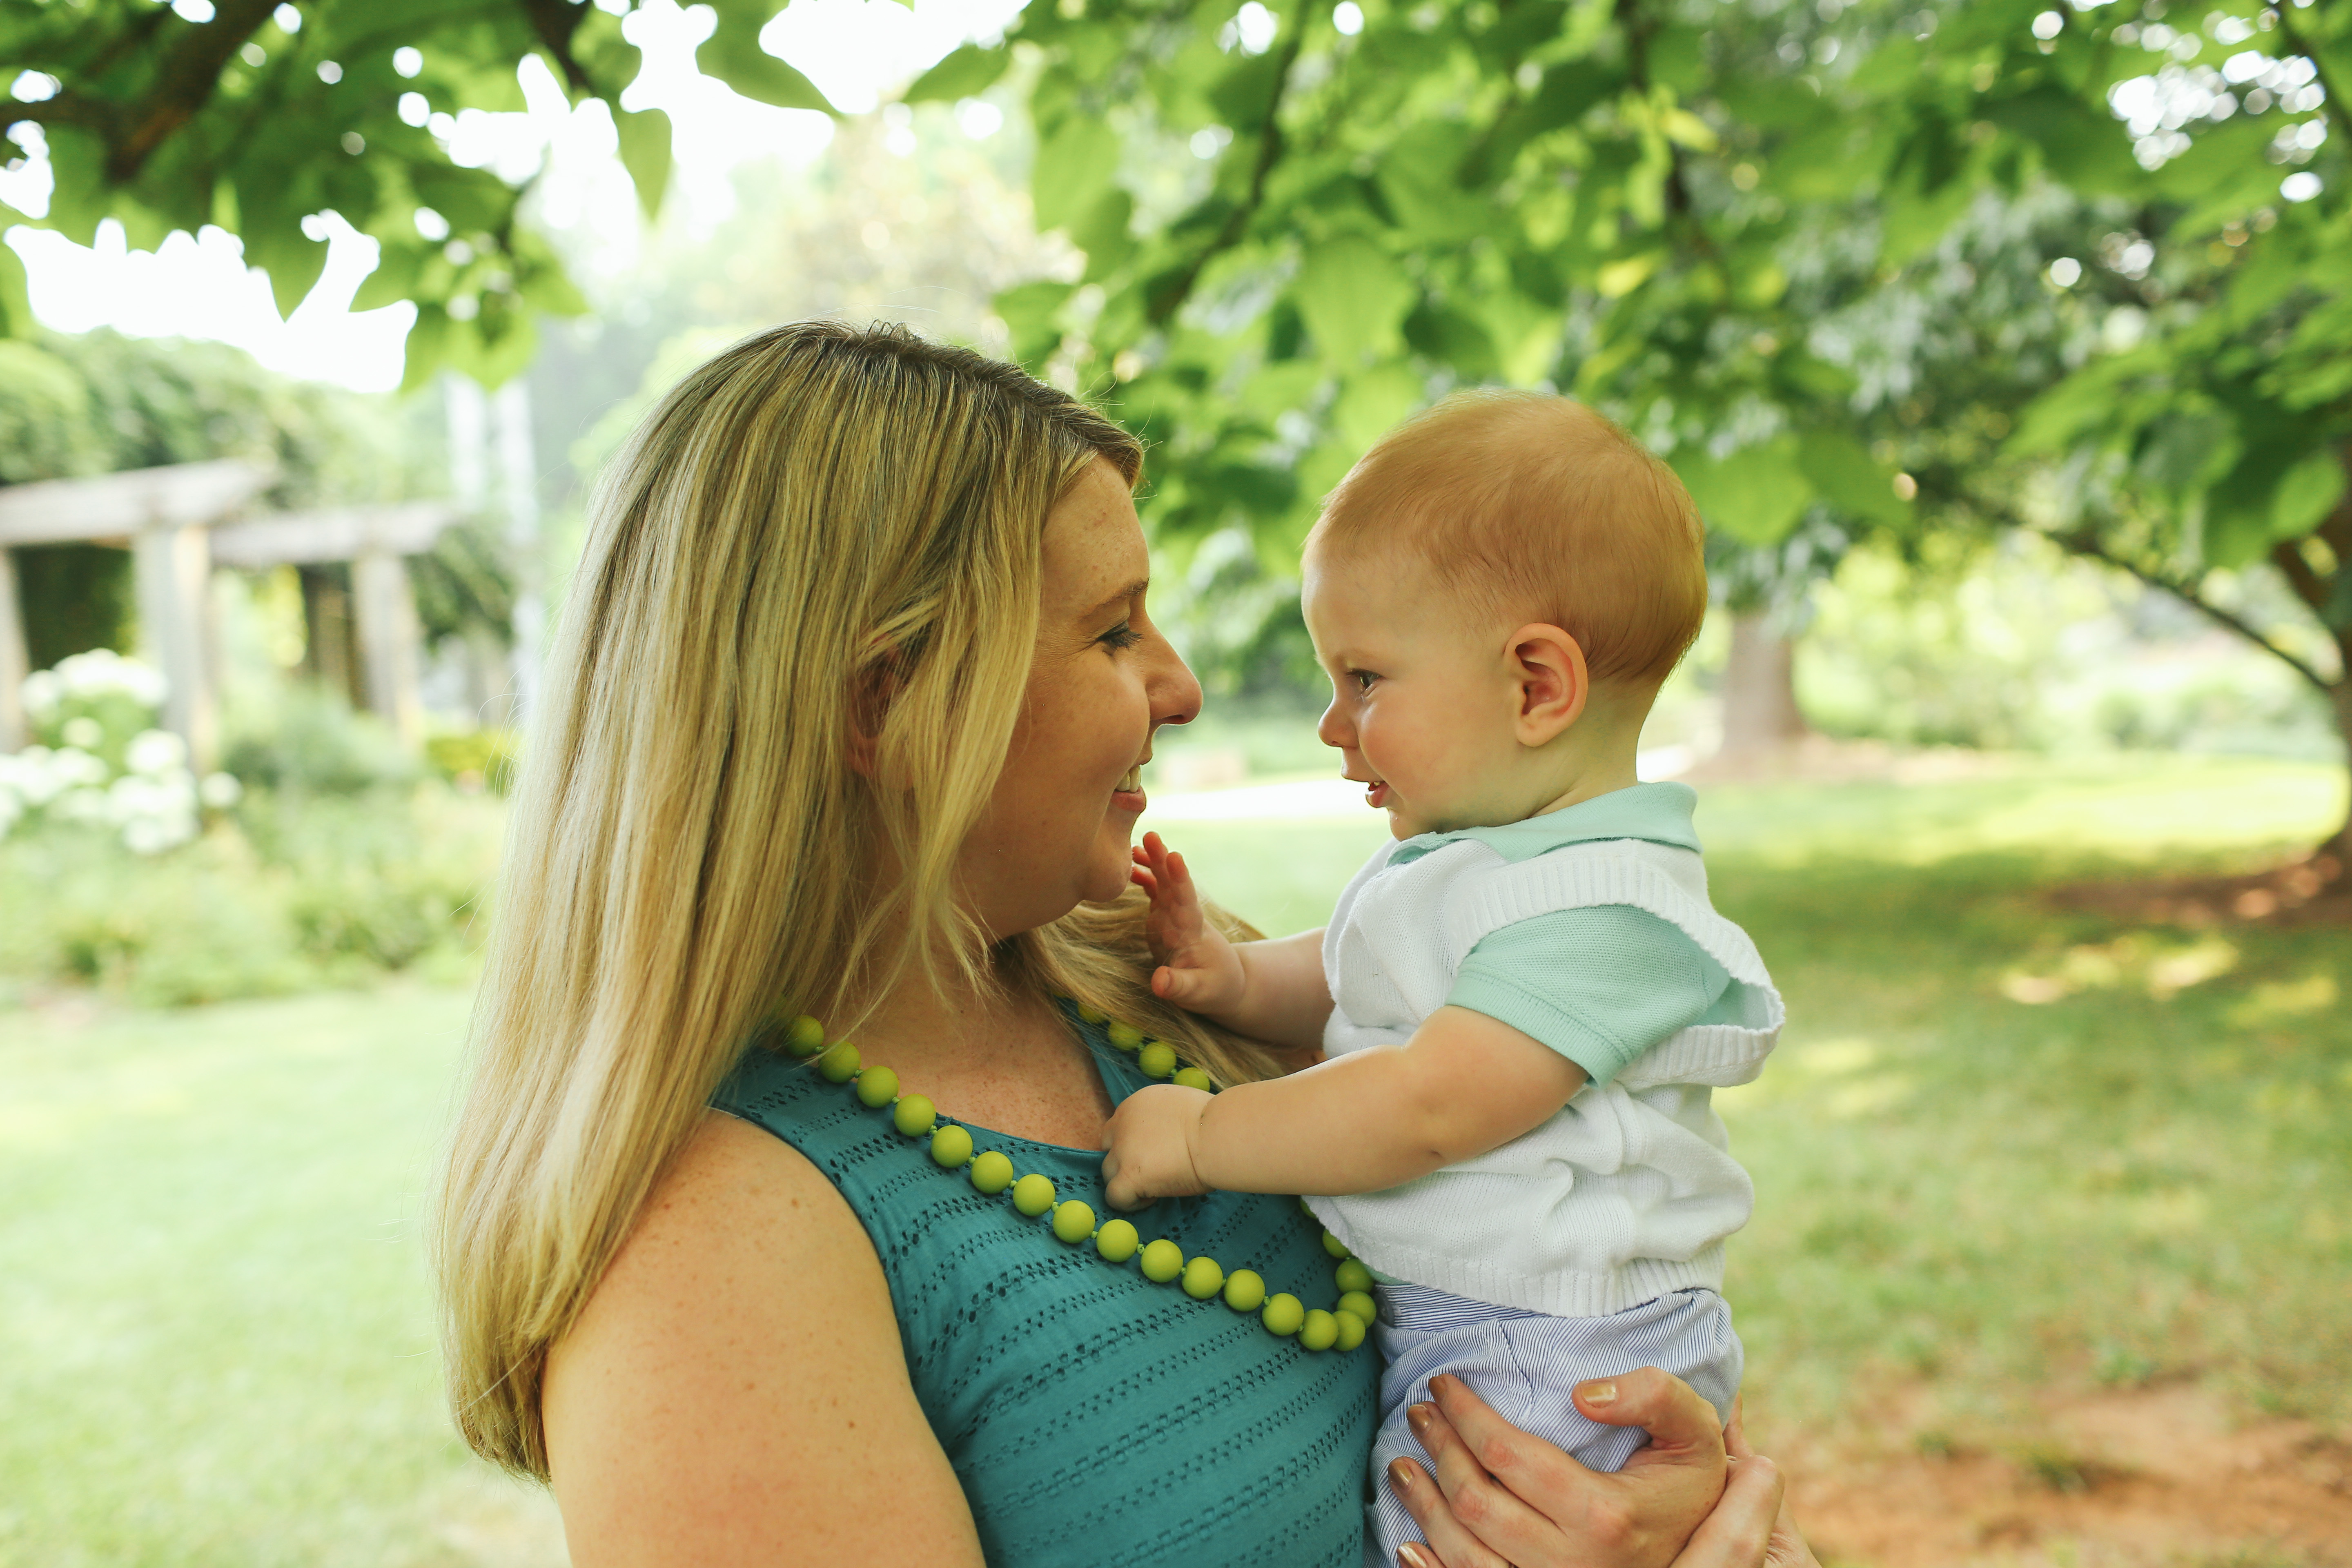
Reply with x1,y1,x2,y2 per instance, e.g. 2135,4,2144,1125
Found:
1390,1370,1820,1568
543,1113,984,1567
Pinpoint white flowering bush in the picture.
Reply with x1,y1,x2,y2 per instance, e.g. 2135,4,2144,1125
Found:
6,652,242,853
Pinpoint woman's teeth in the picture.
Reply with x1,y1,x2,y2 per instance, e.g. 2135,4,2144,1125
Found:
1118,766,1143,793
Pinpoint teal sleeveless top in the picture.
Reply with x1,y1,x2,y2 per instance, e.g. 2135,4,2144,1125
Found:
713,1008,1378,1566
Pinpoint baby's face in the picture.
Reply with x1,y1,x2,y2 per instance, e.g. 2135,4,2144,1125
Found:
1301,546,1532,840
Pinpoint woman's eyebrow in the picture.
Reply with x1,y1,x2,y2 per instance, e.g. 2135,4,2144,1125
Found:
1083,579,1151,619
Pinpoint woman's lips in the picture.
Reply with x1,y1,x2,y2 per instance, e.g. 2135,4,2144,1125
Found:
1112,763,1146,812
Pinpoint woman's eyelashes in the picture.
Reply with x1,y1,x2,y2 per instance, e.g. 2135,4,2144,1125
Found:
1097,621,1145,652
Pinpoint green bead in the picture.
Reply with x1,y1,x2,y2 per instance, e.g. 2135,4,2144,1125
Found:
969,1150,1014,1194
1077,1001,1109,1025
1261,1293,1305,1337
1299,1309,1339,1352
1336,1290,1377,1325
1180,1255,1225,1300
929,1125,973,1168
1335,1259,1374,1295
1140,1238,1184,1283
817,1041,861,1082
1332,1308,1367,1352
1106,1021,1145,1051
1172,1066,1213,1091
854,1066,899,1108
892,1094,937,1137
1095,1218,1140,1263
1220,1269,1266,1312
1321,1230,1351,1259
1051,1200,1096,1243
1012,1173,1056,1216
784,1015,826,1056
1137,1042,1177,1079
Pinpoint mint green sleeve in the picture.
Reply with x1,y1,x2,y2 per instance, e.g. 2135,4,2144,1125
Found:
1445,907,1732,1088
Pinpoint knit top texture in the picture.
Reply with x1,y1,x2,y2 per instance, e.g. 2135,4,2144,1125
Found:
713,1008,1379,1568
1306,784,1784,1317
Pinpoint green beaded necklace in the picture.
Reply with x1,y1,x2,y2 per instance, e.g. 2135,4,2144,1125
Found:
778,1008,1376,1354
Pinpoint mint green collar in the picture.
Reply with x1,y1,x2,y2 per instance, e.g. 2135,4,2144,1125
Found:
1390,781,1701,867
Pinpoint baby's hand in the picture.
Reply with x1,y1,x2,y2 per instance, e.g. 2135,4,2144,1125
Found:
1101,1084,1214,1209
1130,832,1248,1016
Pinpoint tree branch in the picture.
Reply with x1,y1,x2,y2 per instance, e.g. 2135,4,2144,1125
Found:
1143,0,1309,326
513,0,595,95
2054,527,2337,695
109,0,282,183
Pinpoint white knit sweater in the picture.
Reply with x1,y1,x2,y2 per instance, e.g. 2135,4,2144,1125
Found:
1303,835,1782,1317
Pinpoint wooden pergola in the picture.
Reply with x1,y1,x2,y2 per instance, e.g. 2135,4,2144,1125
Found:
0,459,458,764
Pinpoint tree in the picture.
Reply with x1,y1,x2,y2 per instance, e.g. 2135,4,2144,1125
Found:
908,0,2346,858
0,0,833,387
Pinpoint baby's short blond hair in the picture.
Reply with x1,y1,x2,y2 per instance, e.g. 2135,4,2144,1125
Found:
1307,390,1707,690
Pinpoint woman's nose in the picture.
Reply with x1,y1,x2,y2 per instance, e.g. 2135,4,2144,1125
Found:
1152,640,1203,730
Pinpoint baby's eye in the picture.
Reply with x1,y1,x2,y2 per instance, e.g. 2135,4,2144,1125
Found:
1099,622,1145,652
1351,669,1378,694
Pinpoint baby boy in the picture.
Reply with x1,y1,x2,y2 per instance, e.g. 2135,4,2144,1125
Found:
1101,390,1784,1564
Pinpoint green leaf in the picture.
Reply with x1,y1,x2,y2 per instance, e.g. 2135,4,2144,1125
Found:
0,230,32,338
1376,122,1489,245
1796,429,1909,527
1031,117,1120,233
351,242,429,312
994,279,1075,365
696,9,833,113
1672,436,1814,545
243,214,330,319
1332,362,1424,450
904,44,1010,104
1293,237,1413,364
2271,448,2348,540
615,107,673,220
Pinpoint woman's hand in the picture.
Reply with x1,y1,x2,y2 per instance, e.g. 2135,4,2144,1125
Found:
1130,832,1247,1013
1386,1369,1818,1568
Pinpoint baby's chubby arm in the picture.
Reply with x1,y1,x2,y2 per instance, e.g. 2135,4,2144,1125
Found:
1129,831,1333,1051
1102,1005,1588,1209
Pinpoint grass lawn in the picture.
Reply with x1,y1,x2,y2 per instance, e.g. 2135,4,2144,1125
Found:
4,753,2346,1564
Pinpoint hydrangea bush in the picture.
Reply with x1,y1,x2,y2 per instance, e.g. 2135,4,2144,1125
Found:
3,651,241,852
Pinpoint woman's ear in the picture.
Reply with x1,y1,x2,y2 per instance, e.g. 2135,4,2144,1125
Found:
844,662,900,777
1507,623,1588,746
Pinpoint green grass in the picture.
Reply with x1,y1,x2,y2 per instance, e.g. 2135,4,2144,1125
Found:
0,989,564,1567
3,753,2345,1560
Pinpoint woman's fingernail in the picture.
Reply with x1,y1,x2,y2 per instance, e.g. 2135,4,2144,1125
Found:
1581,1380,1618,1408
1399,1545,1437,1568
1388,1458,1418,1490
1407,1402,1434,1437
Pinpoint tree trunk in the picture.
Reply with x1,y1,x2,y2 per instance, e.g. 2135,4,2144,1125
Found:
2326,673,2352,880
1717,611,1809,755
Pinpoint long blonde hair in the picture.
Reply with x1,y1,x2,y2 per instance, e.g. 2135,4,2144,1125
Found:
435,323,1284,1478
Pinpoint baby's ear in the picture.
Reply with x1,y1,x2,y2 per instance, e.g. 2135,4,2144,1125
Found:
1506,623,1588,743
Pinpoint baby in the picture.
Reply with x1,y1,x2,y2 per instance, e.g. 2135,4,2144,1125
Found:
1101,390,1783,1564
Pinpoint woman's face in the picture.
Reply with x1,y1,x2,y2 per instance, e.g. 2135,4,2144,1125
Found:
959,457,1201,940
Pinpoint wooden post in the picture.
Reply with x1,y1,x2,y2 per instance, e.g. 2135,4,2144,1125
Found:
0,547,27,752
1718,610,1809,756
133,523,217,770
352,548,423,748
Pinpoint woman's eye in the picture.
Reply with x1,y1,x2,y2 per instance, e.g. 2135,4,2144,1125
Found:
1099,622,1144,651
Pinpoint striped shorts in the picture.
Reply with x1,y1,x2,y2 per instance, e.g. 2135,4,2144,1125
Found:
1365,1285,1742,1568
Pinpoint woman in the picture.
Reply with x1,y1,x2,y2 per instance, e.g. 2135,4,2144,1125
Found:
434,323,1812,1566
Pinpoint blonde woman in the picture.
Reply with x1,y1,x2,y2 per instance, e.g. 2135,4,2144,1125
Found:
435,323,1811,1567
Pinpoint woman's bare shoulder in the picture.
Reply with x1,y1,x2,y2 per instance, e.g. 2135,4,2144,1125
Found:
544,1112,983,1566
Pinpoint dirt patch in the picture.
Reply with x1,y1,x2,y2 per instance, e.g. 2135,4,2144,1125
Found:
1775,1384,2352,1567
2048,850,2351,929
